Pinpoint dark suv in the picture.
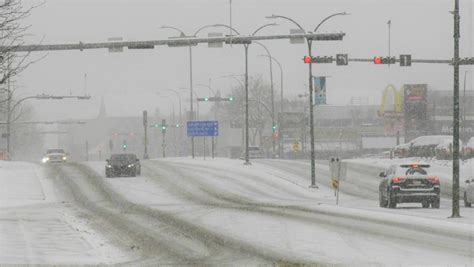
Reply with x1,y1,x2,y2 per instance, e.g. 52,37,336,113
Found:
106,154,141,178
378,164,440,209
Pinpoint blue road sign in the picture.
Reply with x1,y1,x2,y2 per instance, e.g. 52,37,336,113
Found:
187,121,219,137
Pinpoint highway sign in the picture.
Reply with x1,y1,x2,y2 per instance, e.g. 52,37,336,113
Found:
187,121,219,137
336,54,348,65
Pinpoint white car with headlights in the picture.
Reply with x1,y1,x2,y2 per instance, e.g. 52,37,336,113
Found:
42,149,68,163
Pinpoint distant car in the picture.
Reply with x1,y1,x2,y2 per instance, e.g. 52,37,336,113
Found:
378,163,440,209
463,178,474,207
105,154,141,178
42,149,68,163
462,137,474,159
239,146,264,160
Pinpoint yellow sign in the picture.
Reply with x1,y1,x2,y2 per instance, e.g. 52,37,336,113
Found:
292,142,300,153
332,179,339,189
379,84,403,115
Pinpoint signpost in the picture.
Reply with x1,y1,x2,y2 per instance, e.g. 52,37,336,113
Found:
330,157,347,205
187,121,219,158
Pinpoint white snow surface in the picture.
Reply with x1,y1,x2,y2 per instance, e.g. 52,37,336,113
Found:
87,158,474,266
0,161,130,265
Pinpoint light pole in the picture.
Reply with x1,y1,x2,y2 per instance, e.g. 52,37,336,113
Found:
267,12,349,187
221,74,246,151
258,54,284,158
205,23,277,165
166,89,183,156
180,88,200,120
254,41,276,158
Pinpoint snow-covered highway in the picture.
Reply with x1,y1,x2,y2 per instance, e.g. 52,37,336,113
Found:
1,158,473,266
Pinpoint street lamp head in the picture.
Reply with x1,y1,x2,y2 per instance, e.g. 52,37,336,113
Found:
265,14,278,19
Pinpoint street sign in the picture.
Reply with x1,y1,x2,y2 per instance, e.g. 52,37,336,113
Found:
314,76,327,105
292,142,300,153
107,37,123,53
336,54,348,65
400,54,412,66
187,121,219,137
330,157,347,181
208,32,224,48
290,29,305,44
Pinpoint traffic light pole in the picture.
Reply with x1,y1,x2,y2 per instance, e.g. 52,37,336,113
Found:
307,40,317,188
451,0,461,218
244,43,251,165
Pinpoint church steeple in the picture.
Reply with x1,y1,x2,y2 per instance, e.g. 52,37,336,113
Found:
98,96,106,119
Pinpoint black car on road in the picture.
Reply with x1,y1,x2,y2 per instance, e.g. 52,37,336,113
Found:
379,164,440,209
106,154,141,178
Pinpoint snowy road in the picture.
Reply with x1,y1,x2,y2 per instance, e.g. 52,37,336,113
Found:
1,158,473,266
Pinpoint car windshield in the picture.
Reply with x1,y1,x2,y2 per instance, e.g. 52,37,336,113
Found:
110,154,136,163
46,149,65,154
403,167,428,175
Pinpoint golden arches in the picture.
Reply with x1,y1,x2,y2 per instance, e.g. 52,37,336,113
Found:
380,84,403,115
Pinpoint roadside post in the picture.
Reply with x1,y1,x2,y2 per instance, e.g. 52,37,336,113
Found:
143,110,149,159
330,157,347,205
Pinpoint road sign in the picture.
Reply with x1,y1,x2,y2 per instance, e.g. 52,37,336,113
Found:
187,121,219,137
314,76,327,105
330,157,347,181
292,142,300,153
400,54,412,66
336,54,348,65
332,179,339,189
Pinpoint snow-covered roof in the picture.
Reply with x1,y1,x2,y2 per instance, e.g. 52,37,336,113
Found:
408,135,452,147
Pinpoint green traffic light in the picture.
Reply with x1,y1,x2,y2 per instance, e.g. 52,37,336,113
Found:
154,124,159,128
204,97,209,101
229,96,234,101
176,124,180,128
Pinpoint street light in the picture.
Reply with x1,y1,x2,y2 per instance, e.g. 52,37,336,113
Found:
253,41,276,158
204,23,277,165
266,12,349,187
258,54,284,158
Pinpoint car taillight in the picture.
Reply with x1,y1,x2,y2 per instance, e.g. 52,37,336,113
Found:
392,176,406,183
428,176,440,184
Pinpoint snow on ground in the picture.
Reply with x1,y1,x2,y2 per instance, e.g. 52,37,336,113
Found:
86,158,474,266
0,161,130,265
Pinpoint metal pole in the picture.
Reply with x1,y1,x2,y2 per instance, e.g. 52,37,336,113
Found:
162,129,166,158
451,0,461,218
189,45,195,159
308,40,317,188
144,121,149,159
244,44,251,165
388,20,391,68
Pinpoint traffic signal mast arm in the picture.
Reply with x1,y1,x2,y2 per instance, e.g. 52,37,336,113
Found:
2,33,346,53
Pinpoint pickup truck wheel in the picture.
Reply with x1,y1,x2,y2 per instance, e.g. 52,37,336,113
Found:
422,201,430,208
431,198,440,209
465,193,472,207
379,191,387,207
387,190,396,209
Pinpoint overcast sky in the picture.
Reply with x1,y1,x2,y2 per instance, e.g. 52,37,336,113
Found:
16,0,474,121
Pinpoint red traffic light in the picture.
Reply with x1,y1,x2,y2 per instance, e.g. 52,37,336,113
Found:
303,56,312,64
374,57,382,64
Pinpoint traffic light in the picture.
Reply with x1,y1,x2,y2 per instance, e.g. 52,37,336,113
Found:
122,140,127,150
204,96,209,102
154,124,159,128
303,56,333,64
272,125,277,132
161,119,166,133
374,56,396,64
175,123,180,128
228,96,234,101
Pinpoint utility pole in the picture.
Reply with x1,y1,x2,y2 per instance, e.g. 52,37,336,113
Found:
161,119,167,158
143,110,149,159
451,0,461,218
